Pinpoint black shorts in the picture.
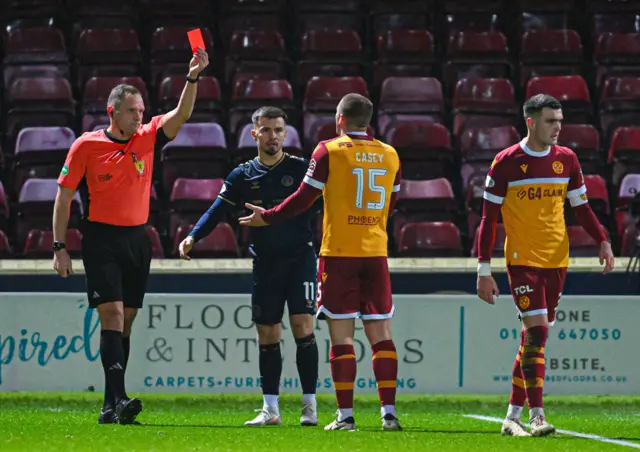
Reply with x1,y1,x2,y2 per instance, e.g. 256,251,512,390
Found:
251,250,318,325
81,222,152,309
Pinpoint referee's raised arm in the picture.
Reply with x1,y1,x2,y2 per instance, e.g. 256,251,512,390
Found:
51,47,209,426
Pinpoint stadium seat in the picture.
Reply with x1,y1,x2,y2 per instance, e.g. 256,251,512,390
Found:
396,178,457,221
396,221,463,257
519,29,584,88
377,77,443,136
3,64,70,92
375,29,435,64
296,29,364,89
229,79,296,138
567,225,606,257
385,122,453,180
145,225,165,258
23,228,83,259
442,31,512,92
525,75,592,124
158,75,223,123
236,124,303,162
169,178,225,237
5,77,75,149
16,179,83,248
599,76,640,143
459,125,521,162
150,27,215,88
443,12,503,36
226,29,287,70
161,123,228,192
303,76,368,145
608,126,640,186
3,27,68,65
74,28,141,90
13,126,76,194
172,223,240,258
585,174,610,216
0,230,15,258
557,124,601,173
452,78,519,137
82,76,149,114
471,223,506,257
594,33,640,88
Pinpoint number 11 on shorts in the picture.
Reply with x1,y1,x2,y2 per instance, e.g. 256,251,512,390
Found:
303,281,316,301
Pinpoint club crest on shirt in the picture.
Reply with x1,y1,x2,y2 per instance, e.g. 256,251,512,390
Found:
519,295,531,310
135,159,145,174
552,161,564,174
281,175,294,187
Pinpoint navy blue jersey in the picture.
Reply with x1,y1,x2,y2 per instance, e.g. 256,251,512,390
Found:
190,153,318,258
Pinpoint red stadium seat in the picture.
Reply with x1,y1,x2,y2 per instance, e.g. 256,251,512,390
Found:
558,124,601,172
161,123,228,190
459,125,521,162
567,225,606,257
599,77,640,143
525,75,592,124
594,33,640,88
3,64,70,91
0,231,15,258
608,127,640,186
3,27,67,65
376,29,435,64
296,29,363,89
444,12,502,35
228,29,286,61
396,221,463,257
169,178,225,238
23,228,82,259
5,77,75,148
471,223,506,258
519,29,583,88
172,223,240,258
158,75,223,123
442,31,512,91
396,178,456,219
82,76,149,114
584,174,610,214
145,225,165,258
385,122,452,180
378,77,443,136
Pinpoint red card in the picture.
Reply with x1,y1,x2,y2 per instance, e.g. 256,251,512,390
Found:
187,28,206,53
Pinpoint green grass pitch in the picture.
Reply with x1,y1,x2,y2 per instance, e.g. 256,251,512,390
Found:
1,393,639,451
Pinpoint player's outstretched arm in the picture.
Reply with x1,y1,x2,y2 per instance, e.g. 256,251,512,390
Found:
180,196,232,260
239,182,321,227
160,47,209,139
477,199,501,305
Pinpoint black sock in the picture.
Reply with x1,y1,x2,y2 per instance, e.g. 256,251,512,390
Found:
100,330,128,406
259,342,282,396
104,336,131,409
295,334,318,395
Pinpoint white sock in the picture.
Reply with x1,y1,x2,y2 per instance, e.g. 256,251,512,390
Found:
506,404,523,420
302,393,316,408
381,405,396,417
530,407,544,420
338,408,353,421
263,394,279,413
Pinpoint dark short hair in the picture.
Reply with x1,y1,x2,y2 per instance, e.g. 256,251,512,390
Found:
523,94,562,118
107,84,142,110
338,93,373,128
251,106,288,125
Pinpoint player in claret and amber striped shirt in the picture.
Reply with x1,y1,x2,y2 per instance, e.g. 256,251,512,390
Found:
476,94,615,437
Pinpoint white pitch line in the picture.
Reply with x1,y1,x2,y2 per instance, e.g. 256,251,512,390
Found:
463,414,640,449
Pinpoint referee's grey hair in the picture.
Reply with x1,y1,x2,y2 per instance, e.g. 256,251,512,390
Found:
107,84,142,111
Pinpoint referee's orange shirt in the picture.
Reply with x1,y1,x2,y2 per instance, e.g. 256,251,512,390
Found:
58,115,166,226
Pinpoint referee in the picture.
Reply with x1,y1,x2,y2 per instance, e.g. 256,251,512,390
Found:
52,48,209,425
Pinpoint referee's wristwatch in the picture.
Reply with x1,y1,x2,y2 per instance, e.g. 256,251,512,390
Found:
52,241,66,252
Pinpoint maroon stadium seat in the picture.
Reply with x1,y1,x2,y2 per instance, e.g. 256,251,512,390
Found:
396,178,457,220
82,76,149,114
23,228,83,259
3,64,70,91
161,123,228,191
296,29,363,89
396,221,463,257
385,122,452,180
145,225,165,258
0,231,15,258
237,124,303,161
228,29,286,61
525,75,592,124
169,178,225,237
519,29,583,88
377,77,443,136
599,76,640,143
444,12,502,35
172,223,240,258
459,125,521,162
13,126,76,193
558,124,601,172
594,33,640,88
471,223,506,257
584,174,610,218
158,75,223,123
5,77,75,148
567,225,606,257
3,27,67,65
442,31,512,91
608,126,640,186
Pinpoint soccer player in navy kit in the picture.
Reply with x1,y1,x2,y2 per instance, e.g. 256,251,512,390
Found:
179,107,320,426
